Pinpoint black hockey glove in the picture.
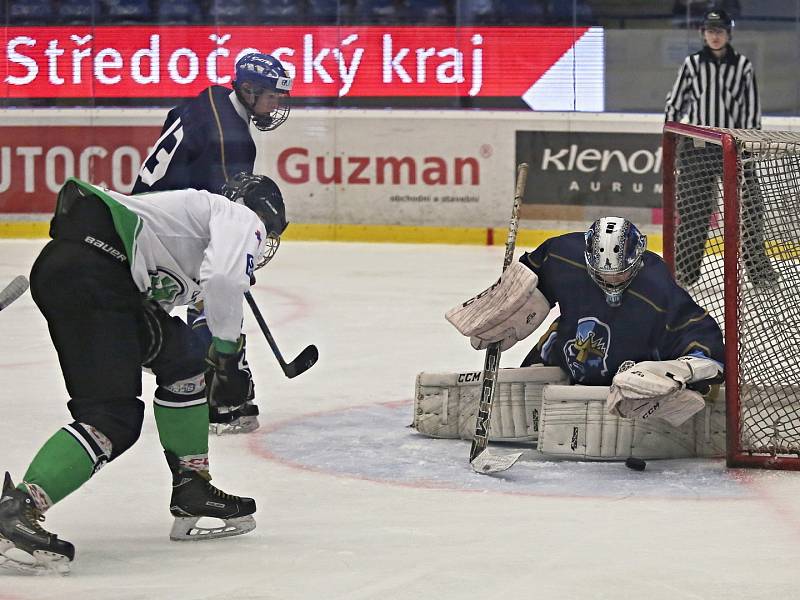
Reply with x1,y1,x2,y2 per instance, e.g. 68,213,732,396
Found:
205,336,254,408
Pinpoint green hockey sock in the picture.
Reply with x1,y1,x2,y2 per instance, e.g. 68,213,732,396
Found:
22,429,95,506
153,402,209,459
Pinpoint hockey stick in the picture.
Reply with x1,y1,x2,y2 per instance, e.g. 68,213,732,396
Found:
469,163,529,475
0,275,29,312
244,291,318,379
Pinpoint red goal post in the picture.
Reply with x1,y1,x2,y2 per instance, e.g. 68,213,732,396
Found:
662,122,800,470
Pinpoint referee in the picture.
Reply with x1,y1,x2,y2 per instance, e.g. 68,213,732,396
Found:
665,9,776,288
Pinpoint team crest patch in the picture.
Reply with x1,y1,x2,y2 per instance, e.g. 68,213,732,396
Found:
148,267,186,304
562,317,611,382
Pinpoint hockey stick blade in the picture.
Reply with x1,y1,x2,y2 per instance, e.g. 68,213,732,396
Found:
282,344,319,379
471,449,524,475
0,275,29,312
244,291,319,379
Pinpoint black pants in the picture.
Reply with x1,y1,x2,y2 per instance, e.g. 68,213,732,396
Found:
674,139,770,284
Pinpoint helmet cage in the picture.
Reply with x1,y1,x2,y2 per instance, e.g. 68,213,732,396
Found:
221,172,288,270
234,85,291,132
584,218,647,307
257,233,281,269
253,101,290,132
233,53,293,132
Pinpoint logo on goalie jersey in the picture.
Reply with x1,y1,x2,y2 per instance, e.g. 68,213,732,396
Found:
563,317,611,383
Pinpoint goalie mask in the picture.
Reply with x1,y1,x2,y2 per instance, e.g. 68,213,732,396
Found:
584,217,647,307
233,53,293,131
222,173,289,269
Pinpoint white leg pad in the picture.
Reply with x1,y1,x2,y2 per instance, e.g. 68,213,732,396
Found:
413,365,569,442
537,384,726,460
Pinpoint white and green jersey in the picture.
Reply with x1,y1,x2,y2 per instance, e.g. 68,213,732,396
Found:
69,179,266,345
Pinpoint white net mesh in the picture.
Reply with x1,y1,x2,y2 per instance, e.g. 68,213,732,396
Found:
665,127,800,465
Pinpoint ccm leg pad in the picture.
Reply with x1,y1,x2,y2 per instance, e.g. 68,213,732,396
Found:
413,365,568,442
537,384,726,460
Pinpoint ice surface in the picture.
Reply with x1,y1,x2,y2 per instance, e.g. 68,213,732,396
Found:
1,239,799,599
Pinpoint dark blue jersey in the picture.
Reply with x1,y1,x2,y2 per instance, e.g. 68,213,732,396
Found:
132,86,255,195
519,232,724,385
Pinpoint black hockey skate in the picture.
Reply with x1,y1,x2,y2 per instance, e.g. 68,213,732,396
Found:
209,400,260,435
0,472,74,574
165,452,256,541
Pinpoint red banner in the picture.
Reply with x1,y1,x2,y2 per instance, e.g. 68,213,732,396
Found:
0,26,599,101
0,126,160,212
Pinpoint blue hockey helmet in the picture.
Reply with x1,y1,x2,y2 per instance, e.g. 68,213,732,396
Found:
222,172,289,269
584,217,647,307
233,53,293,132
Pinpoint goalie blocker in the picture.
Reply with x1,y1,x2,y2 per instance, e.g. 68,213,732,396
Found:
414,365,725,460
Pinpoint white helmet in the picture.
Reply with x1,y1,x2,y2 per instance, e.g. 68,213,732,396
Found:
584,217,647,307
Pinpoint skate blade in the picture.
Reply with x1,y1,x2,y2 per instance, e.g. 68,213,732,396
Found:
0,543,71,575
210,416,260,436
470,450,523,475
169,515,256,541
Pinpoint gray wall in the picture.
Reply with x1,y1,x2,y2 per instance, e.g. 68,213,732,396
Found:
606,28,800,115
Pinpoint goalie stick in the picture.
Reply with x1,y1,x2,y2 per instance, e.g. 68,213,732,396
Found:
469,163,529,475
0,275,29,312
244,291,318,379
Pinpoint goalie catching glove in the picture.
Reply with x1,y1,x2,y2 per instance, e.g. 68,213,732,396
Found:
607,356,722,427
445,261,550,351
205,335,254,408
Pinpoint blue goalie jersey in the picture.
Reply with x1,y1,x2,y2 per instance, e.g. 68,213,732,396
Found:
519,232,724,385
132,86,255,195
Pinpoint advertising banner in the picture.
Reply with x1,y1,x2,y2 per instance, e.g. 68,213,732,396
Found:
0,125,159,212
257,112,506,227
515,130,663,208
0,111,674,226
1,26,603,110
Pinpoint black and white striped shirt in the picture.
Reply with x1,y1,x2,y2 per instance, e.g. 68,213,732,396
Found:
665,45,761,129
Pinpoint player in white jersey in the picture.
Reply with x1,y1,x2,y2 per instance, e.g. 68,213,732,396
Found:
0,173,287,574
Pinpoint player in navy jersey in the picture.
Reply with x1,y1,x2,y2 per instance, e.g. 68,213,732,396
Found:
517,220,724,385
133,52,292,195
133,53,293,434
447,217,724,426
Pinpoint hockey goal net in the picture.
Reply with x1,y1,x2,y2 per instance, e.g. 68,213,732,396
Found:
662,123,800,470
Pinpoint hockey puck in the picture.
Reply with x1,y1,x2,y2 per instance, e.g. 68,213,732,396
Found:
625,457,647,471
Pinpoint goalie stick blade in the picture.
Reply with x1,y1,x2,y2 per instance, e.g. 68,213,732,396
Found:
282,344,319,379
470,449,524,475
0,275,29,312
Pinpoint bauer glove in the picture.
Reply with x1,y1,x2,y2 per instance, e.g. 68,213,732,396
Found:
205,336,254,408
